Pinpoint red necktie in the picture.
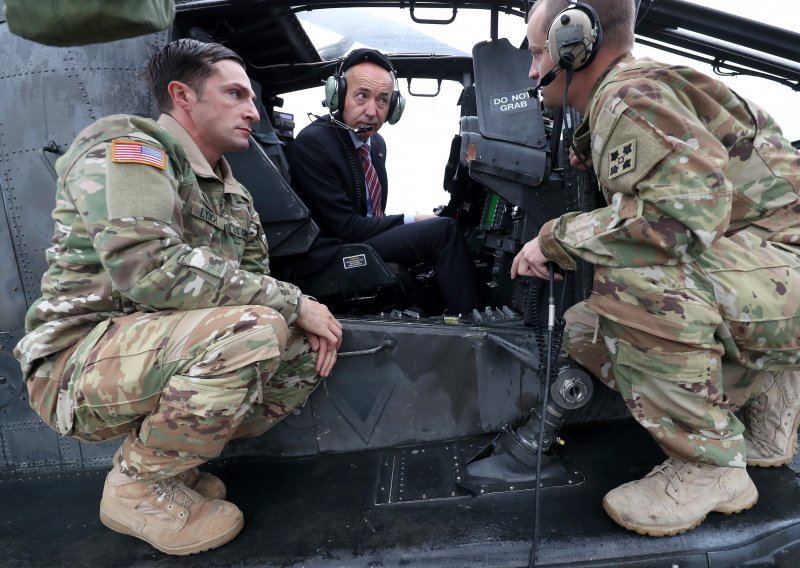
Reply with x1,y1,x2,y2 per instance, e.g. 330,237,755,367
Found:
357,144,383,218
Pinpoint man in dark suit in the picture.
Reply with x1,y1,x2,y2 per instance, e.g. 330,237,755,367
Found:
288,48,480,315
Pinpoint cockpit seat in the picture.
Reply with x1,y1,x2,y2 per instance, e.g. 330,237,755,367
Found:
228,80,437,314
226,138,323,259
281,238,402,312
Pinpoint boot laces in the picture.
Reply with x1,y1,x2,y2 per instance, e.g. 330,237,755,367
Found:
650,458,692,493
151,477,196,517
744,392,767,434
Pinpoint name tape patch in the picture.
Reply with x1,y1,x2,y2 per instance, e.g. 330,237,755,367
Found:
191,202,223,229
227,222,247,240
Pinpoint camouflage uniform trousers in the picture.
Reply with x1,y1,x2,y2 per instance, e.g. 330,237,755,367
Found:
562,231,800,468
27,305,320,479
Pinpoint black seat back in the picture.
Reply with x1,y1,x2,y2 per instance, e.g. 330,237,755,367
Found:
225,81,319,258
226,140,320,257
459,38,548,208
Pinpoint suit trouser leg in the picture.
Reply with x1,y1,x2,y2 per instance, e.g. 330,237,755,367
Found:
365,216,480,313
36,305,318,480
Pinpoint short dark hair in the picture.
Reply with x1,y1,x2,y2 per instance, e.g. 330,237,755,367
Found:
532,0,635,51
145,39,245,112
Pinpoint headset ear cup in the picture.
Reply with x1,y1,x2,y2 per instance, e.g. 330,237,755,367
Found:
387,91,405,125
336,75,347,113
324,74,348,112
324,75,338,111
545,3,602,72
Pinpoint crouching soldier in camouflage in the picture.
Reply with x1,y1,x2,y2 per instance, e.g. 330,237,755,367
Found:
14,39,343,555
514,0,800,536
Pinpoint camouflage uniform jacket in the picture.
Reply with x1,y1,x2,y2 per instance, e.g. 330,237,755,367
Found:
14,114,302,378
539,56,800,270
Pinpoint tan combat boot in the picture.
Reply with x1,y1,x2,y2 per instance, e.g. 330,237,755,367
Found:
100,470,243,555
603,458,758,536
177,468,227,500
743,370,800,467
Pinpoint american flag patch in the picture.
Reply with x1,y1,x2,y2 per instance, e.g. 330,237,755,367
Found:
111,140,166,169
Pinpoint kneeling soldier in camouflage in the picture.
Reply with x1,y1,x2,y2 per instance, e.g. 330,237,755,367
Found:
515,0,800,536
14,39,343,555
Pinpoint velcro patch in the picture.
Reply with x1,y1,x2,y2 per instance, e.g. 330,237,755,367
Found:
111,140,166,170
608,139,636,179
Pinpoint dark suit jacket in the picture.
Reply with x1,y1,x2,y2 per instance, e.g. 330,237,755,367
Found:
288,113,404,243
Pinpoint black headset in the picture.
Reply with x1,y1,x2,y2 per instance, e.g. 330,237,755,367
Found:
545,1,603,72
324,48,405,125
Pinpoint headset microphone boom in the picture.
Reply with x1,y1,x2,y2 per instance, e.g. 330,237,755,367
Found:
307,112,373,134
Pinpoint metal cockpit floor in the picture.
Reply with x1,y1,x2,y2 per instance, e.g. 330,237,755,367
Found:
3,420,800,568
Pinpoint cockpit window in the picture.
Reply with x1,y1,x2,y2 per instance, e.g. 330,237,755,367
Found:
291,3,798,142
296,7,526,60
683,0,794,33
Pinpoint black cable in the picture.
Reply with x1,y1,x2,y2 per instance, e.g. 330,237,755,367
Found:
527,64,580,568
549,107,564,173
529,263,557,568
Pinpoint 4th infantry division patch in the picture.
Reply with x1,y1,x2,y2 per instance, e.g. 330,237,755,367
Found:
608,139,636,179
111,140,166,169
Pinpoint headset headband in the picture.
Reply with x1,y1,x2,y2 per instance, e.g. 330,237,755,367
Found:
339,48,395,76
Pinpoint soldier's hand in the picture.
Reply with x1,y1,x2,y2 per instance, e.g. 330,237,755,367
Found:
511,237,561,280
569,147,592,171
296,297,342,375
305,332,338,377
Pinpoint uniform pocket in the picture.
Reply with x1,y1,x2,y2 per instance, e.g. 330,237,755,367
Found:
615,338,728,440
26,359,60,431
27,342,82,435
139,374,249,457
617,338,713,384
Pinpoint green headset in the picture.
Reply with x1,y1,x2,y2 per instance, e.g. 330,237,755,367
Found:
545,1,603,72
324,48,405,125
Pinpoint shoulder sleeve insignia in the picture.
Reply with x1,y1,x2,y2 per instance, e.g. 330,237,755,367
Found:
111,140,166,170
608,139,636,180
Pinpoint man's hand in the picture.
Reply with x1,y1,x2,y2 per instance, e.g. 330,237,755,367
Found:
511,237,561,280
295,297,343,377
414,213,437,222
